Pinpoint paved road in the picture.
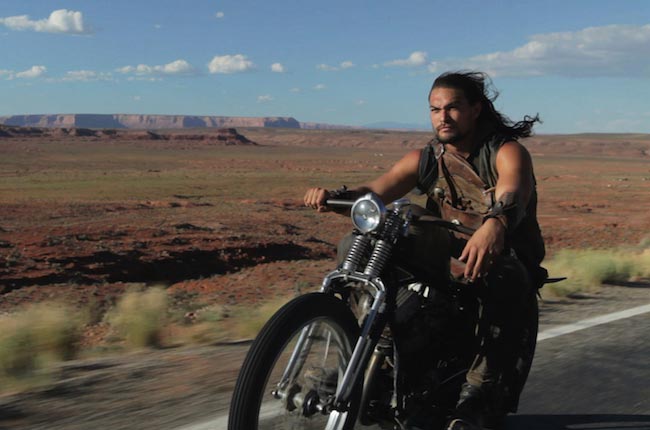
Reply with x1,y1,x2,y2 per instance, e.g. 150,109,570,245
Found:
509,307,650,430
180,302,650,430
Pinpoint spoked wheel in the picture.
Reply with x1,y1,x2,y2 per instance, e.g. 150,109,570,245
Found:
228,293,361,430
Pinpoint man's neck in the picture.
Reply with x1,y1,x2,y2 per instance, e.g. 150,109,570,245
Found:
443,131,478,159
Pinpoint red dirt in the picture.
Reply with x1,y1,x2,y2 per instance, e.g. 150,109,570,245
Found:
1,127,650,430
1,128,649,327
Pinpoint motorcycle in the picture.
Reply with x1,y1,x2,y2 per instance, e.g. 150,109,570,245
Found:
228,192,538,430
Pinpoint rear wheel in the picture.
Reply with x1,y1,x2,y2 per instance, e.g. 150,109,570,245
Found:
228,293,361,430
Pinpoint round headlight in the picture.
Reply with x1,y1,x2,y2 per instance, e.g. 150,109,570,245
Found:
351,193,386,233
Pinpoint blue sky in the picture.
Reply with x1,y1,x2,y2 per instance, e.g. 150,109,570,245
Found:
1,0,649,133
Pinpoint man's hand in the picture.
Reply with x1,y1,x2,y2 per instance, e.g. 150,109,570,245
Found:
459,218,506,282
303,187,330,212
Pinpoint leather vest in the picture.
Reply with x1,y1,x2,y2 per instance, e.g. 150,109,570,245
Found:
417,133,546,282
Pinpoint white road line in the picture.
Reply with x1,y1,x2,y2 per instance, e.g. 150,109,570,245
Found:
537,302,650,341
178,302,650,430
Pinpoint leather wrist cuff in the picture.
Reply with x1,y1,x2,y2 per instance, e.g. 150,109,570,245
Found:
483,213,508,230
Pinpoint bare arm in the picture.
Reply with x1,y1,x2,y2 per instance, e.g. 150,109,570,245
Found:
303,149,421,211
459,141,534,281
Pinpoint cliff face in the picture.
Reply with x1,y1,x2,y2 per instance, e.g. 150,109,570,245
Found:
0,114,301,129
0,124,258,145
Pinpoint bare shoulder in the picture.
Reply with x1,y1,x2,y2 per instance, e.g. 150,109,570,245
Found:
396,149,422,172
496,140,532,168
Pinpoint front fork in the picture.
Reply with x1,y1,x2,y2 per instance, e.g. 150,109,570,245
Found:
273,275,388,417
332,288,386,408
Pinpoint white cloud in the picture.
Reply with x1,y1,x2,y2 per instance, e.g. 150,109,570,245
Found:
208,54,255,74
117,59,195,76
257,94,273,103
313,84,326,90
62,70,112,82
385,51,428,68
127,76,162,82
317,63,337,71
317,60,355,71
160,59,194,74
271,63,286,73
14,65,47,79
290,87,301,93
0,9,90,34
215,12,225,19
428,24,650,78
356,99,366,105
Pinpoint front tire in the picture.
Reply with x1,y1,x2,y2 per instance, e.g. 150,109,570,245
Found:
228,293,361,430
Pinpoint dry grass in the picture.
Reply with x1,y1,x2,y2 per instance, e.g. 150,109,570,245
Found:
543,240,650,297
0,302,85,387
105,287,169,348
227,296,294,340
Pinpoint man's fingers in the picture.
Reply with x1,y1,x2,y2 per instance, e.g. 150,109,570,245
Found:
304,188,315,206
304,188,329,210
463,248,477,279
472,249,487,281
304,188,317,207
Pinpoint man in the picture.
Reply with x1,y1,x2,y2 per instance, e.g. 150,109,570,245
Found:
304,71,546,430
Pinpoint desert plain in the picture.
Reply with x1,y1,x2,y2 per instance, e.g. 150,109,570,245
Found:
1,126,650,429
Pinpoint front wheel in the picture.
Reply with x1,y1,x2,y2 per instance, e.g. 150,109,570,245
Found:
228,293,361,430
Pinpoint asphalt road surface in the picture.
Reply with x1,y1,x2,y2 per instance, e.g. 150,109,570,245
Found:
510,306,650,430
181,303,650,430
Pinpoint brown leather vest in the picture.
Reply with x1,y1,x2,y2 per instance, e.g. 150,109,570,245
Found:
418,135,546,282
433,142,494,230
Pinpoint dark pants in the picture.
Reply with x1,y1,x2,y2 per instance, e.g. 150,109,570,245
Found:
337,226,538,413
467,254,538,412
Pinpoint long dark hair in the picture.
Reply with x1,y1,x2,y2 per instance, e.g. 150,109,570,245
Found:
430,71,541,139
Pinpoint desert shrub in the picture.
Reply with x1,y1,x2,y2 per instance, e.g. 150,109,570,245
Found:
628,248,650,279
543,247,649,297
0,303,85,381
170,304,227,345
635,236,650,251
195,304,227,323
175,322,224,345
229,296,292,340
107,287,168,348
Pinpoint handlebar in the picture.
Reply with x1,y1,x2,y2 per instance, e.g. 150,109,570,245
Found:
411,214,476,236
325,199,355,208
325,198,476,236
407,204,476,236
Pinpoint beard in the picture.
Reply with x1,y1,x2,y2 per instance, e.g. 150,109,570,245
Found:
436,127,465,144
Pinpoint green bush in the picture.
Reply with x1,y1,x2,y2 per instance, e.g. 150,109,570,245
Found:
106,287,168,348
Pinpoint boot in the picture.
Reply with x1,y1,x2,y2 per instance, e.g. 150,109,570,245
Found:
445,383,485,430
